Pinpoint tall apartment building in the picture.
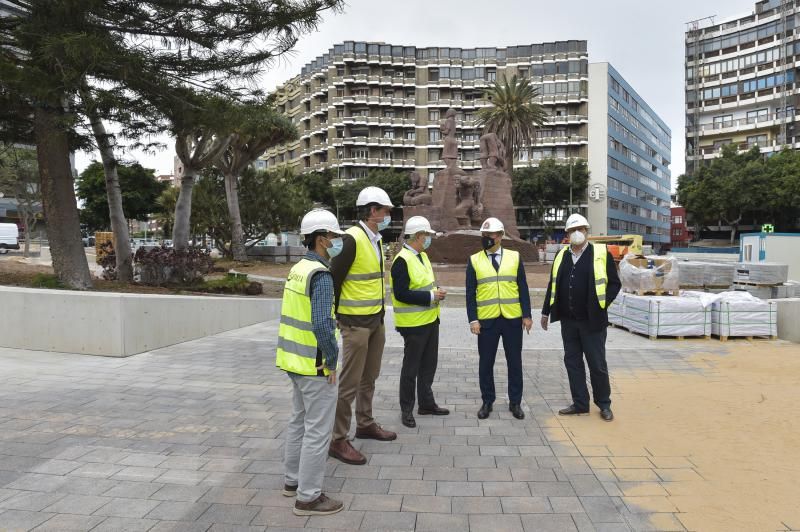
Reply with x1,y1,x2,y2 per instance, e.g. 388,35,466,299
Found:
588,63,672,247
264,41,671,247
685,0,800,175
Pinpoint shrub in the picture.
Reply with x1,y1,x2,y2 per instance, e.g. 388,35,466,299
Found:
97,241,117,280
31,273,64,289
134,246,213,286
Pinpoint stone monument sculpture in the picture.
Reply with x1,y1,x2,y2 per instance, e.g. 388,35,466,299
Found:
402,108,530,261
402,170,432,206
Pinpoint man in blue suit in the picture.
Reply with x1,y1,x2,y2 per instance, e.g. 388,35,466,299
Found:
466,217,532,419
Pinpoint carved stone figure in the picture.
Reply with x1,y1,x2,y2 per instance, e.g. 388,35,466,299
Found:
479,132,506,171
441,108,459,169
454,174,483,226
403,170,432,206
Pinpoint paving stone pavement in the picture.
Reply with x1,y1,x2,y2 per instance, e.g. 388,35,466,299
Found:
0,306,728,531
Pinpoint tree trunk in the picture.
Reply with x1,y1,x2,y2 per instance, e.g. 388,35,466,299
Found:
505,153,514,178
223,172,248,261
172,170,196,251
33,106,93,289
83,99,133,282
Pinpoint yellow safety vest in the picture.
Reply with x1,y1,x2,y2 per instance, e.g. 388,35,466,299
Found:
390,246,440,327
549,243,608,309
276,258,336,376
470,248,522,320
338,226,384,315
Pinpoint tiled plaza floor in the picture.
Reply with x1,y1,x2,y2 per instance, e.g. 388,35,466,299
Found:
0,307,727,531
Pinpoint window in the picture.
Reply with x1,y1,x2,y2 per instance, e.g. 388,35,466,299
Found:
383,129,394,139
673,215,683,224
428,89,439,102
429,110,440,121
713,115,733,128
486,70,497,82
747,134,768,147
383,110,395,118
518,68,528,79
405,130,416,140
353,148,369,159
429,129,441,142
746,109,768,124
383,149,394,160
428,68,439,82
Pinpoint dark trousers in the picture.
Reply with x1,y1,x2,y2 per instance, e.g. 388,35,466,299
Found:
560,318,611,411
398,322,439,413
477,317,523,405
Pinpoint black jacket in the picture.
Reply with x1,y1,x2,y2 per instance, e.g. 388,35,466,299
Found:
541,243,621,332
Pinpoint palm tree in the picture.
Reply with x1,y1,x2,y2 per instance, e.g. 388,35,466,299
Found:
476,75,548,174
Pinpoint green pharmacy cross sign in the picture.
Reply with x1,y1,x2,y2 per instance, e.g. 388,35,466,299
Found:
762,224,775,233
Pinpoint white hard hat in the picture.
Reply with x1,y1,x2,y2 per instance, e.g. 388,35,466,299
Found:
480,217,505,233
300,208,345,236
565,213,590,231
356,186,393,207
404,216,436,236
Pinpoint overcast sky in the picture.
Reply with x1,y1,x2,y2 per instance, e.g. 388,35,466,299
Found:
74,0,757,188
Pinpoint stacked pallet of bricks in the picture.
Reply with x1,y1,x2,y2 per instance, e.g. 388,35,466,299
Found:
682,291,778,341
733,262,795,299
610,293,710,340
619,255,680,296
677,260,736,291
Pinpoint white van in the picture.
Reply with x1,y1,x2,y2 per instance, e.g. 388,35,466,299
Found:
0,223,20,253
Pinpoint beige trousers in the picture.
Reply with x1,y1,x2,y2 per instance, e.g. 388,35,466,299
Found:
332,323,386,440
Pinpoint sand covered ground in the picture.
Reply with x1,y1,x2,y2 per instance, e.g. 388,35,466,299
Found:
556,343,800,531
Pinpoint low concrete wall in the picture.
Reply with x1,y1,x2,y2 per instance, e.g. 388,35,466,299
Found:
0,286,281,357
771,298,800,343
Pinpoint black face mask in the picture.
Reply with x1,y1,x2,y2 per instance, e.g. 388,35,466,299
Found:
481,236,495,250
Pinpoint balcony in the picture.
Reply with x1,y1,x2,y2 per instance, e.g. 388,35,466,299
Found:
534,92,588,104
337,157,417,167
547,114,589,125
535,135,588,146
338,136,416,148
689,111,796,134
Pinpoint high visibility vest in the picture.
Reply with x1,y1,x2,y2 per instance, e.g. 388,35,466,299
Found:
276,258,336,376
338,226,384,315
549,243,608,309
470,248,522,320
390,247,440,327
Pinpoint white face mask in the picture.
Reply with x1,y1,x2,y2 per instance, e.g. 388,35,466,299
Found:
569,230,586,246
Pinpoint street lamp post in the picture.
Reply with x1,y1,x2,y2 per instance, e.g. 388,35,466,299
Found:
568,135,574,215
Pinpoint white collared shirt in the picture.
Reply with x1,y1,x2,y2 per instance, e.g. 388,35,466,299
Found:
487,246,503,266
359,220,382,261
569,241,589,264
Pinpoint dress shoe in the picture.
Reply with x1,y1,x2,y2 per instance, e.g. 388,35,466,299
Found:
401,411,416,428
293,493,344,516
600,408,614,422
477,403,493,419
558,405,590,416
509,403,525,420
282,483,297,497
355,423,397,441
328,439,367,465
417,405,449,416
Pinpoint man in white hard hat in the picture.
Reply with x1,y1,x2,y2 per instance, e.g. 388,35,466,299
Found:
541,213,621,422
466,217,533,420
390,216,448,428
328,186,396,465
277,208,345,516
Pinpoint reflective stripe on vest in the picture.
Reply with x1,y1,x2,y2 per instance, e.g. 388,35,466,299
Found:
390,247,440,327
470,249,522,320
549,243,608,309
338,226,384,315
276,258,335,376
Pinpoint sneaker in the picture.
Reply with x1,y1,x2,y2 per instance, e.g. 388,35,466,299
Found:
282,483,297,497
293,493,344,516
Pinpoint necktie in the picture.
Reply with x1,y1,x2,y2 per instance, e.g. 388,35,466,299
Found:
491,253,500,272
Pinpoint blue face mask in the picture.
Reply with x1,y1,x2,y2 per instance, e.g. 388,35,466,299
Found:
327,237,343,258
423,236,432,250
377,215,391,231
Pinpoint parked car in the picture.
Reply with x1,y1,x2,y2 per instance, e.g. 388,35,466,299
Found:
82,234,96,247
0,223,20,253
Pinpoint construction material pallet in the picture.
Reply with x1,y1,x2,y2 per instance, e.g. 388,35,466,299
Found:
609,323,710,341
624,289,681,296
733,281,780,287
712,334,778,342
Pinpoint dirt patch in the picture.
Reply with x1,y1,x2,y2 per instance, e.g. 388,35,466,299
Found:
555,343,800,531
